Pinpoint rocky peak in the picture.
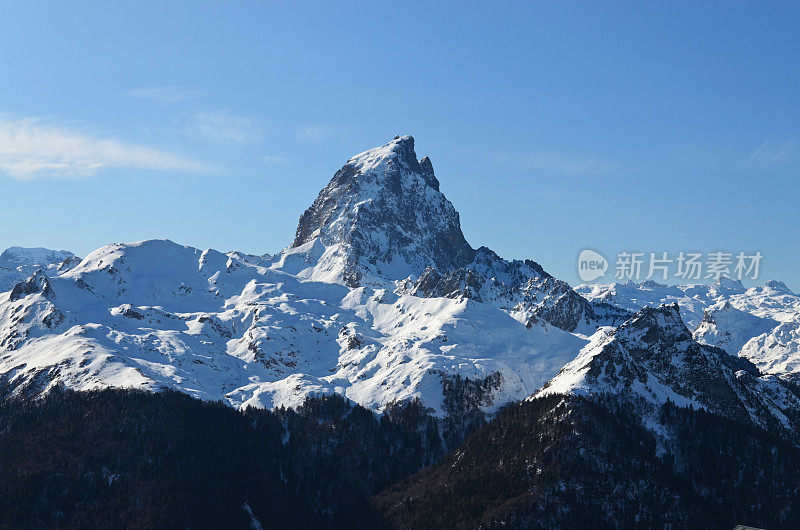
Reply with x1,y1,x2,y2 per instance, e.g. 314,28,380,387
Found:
712,276,745,293
617,303,691,341
418,155,439,191
289,135,475,286
765,280,795,295
534,301,800,442
9,270,54,302
279,135,627,333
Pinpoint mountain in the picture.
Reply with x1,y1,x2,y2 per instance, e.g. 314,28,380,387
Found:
577,277,800,328
3,136,800,528
277,135,627,333
577,278,800,381
695,301,800,381
0,239,583,416
0,137,617,416
284,135,473,287
0,246,75,268
534,303,800,442
693,301,780,358
373,393,800,529
370,304,800,527
0,246,79,293
575,277,748,328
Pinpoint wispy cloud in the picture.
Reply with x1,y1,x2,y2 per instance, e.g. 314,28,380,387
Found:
264,155,287,165
520,152,620,175
0,116,210,180
127,86,202,103
295,124,331,143
191,111,263,144
747,139,799,169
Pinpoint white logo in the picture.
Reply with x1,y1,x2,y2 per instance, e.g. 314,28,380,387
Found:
578,249,608,282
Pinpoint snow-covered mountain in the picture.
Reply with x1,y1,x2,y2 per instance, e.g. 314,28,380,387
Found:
535,303,800,441
694,301,800,380
578,278,800,380
0,136,612,415
0,246,75,268
693,302,779,356
577,278,800,328
575,277,748,328
0,238,591,414
0,247,80,293
277,135,628,333
3,135,798,430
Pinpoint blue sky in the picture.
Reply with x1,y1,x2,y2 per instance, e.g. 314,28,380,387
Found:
1,1,798,289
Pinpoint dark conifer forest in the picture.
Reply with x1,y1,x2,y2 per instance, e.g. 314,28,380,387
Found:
0,388,799,529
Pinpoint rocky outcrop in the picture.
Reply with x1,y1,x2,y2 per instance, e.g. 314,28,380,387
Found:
9,270,54,302
290,135,474,287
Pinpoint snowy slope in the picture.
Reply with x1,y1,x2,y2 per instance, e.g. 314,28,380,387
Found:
577,278,800,328
0,239,585,415
693,302,780,357
578,278,800,379
737,321,800,378
694,301,800,379
534,304,800,441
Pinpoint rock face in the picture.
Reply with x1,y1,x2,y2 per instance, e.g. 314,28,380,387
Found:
398,247,630,333
282,135,628,333
288,135,475,287
536,303,800,441
9,269,54,302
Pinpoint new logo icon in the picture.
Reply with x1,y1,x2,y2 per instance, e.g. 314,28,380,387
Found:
577,249,608,282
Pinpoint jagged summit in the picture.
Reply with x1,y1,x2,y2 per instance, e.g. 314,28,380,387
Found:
9,270,54,302
278,136,628,332
287,135,473,287
765,280,796,295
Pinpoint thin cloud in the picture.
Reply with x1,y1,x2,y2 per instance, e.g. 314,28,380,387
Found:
127,86,202,103
264,155,287,165
295,124,331,143
747,139,799,169
0,116,210,180
191,111,263,144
